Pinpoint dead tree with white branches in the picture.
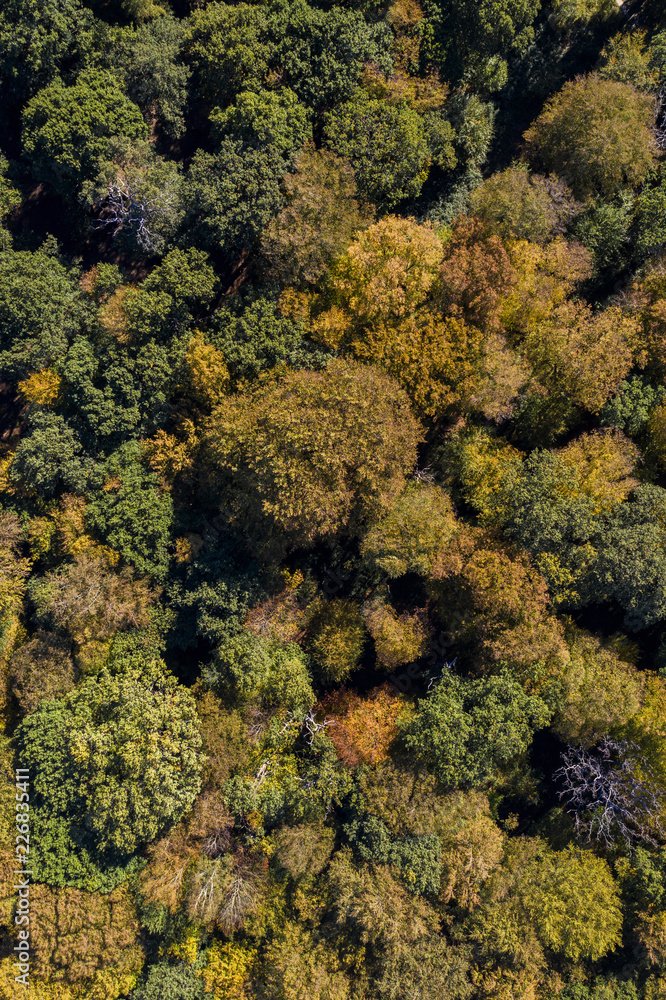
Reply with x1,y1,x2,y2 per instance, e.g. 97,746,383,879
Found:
555,736,664,848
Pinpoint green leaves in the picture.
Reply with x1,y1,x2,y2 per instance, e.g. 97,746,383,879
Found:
401,671,550,787
22,70,148,199
17,660,203,885
324,94,431,209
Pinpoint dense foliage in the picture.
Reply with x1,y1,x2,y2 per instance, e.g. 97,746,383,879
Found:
4,0,666,997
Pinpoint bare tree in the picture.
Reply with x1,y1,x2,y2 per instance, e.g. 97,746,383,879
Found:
93,175,179,255
555,736,664,848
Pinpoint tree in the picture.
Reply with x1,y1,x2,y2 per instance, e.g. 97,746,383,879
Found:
205,359,422,552
469,162,579,243
184,2,270,107
0,244,90,379
207,628,315,711
105,13,191,137
17,661,203,875
87,137,184,256
321,685,402,767
86,447,174,580
122,247,218,343
598,29,659,92
365,600,428,670
304,599,367,683
425,0,541,91
401,671,550,787
437,217,517,333
323,95,432,209
22,70,148,198
600,376,666,438
211,294,327,384
587,484,666,630
9,631,76,714
184,140,284,255
451,543,568,678
129,962,210,1000
260,148,374,287
266,0,392,111
556,737,664,846
210,88,311,160
29,552,156,648
323,216,444,334
471,838,622,971
553,627,644,745
256,921,351,1000
361,482,462,580
29,883,143,985
8,411,96,498
572,193,634,282
0,0,94,104
633,170,666,260
523,73,657,198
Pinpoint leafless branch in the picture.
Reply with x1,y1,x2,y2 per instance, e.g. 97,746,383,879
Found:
555,736,664,848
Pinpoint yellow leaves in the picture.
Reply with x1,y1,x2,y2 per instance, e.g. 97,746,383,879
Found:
350,311,482,417
364,599,427,670
166,925,202,966
142,422,197,488
360,63,449,114
98,285,131,343
185,329,230,409
452,427,525,526
502,237,593,334
522,300,640,414
199,940,256,1000
553,624,645,745
328,215,444,326
556,429,639,513
18,369,61,406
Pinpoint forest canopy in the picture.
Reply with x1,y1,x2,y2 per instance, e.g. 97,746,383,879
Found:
3,0,666,998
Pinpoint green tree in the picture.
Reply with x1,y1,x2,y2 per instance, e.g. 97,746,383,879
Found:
324,94,431,209
106,13,191,137
207,628,315,711
266,0,391,111
205,359,422,552
123,247,218,343
130,962,210,1000
425,0,541,92
0,0,94,104
633,169,666,259
401,671,550,787
0,244,90,379
599,376,666,438
22,70,148,198
184,2,270,107
86,447,173,580
524,73,657,198
8,412,96,498
588,484,666,631
184,141,284,255
210,294,327,384
17,661,203,875
210,88,311,160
